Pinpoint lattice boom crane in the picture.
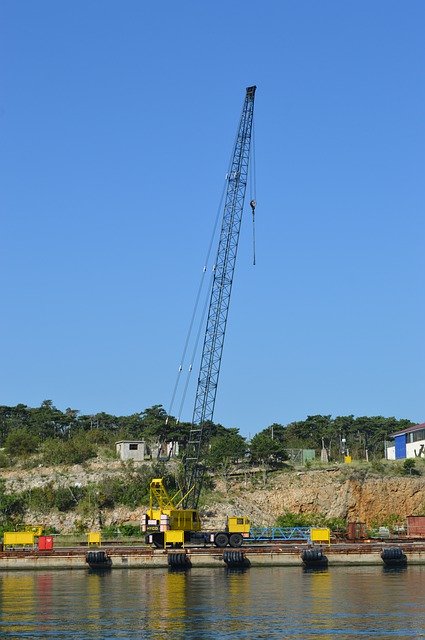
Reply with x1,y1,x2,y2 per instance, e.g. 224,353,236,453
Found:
143,86,256,549
182,85,256,509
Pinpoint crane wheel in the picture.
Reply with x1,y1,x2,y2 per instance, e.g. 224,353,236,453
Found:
229,533,243,548
214,532,229,548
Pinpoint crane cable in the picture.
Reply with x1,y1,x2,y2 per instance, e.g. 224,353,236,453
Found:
250,119,257,266
167,102,250,426
176,269,214,423
166,180,227,424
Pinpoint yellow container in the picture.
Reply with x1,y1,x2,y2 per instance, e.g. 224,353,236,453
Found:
344,455,352,464
310,527,331,544
4,532,35,548
87,532,101,546
164,530,185,546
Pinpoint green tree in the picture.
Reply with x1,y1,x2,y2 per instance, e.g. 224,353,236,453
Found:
27,400,76,440
141,405,168,442
283,414,414,459
0,404,31,445
285,415,334,450
266,423,287,443
207,430,247,467
249,432,288,465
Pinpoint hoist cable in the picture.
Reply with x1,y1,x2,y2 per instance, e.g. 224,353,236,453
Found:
177,270,214,422
252,209,256,267
250,119,257,266
167,181,226,420
251,118,257,201
167,102,246,423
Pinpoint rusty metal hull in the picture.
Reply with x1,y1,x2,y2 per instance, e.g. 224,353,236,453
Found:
1,542,425,570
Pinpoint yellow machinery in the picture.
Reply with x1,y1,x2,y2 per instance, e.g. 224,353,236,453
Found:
3,532,36,548
142,478,250,548
25,525,43,536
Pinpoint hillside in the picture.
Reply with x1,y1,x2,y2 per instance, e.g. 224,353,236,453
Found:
1,458,425,534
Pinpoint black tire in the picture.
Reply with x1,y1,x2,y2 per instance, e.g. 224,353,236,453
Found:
214,532,229,548
152,533,164,549
229,533,243,548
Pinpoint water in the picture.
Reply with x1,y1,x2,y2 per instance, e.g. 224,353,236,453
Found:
1,566,425,639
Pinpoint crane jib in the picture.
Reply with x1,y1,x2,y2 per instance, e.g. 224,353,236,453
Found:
182,86,257,509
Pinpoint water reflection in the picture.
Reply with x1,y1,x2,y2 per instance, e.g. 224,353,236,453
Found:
382,564,408,574
1,566,425,638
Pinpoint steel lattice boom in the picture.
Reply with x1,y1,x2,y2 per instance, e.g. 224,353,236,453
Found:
183,86,256,509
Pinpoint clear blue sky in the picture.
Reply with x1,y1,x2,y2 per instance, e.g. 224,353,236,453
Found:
1,1,424,436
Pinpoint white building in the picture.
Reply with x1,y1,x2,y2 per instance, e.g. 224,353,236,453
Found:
385,422,425,460
115,440,146,462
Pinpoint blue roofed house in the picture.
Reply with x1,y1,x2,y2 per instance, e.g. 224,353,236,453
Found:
386,423,425,460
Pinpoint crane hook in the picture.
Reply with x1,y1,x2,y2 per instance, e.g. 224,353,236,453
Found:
250,199,256,213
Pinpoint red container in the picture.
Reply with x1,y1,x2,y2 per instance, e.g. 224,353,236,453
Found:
38,535,54,550
407,516,425,537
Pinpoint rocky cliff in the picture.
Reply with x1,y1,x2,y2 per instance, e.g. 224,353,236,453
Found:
206,468,425,529
2,461,425,532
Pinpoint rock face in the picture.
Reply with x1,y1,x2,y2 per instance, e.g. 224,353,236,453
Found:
205,468,425,528
2,462,425,532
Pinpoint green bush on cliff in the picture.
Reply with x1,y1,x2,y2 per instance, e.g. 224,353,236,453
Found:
26,483,86,513
0,480,26,530
0,451,11,468
4,428,40,457
41,435,97,465
102,524,141,538
276,510,345,532
401,458,421,476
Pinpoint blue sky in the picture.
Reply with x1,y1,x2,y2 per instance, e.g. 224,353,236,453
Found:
1,1,424,436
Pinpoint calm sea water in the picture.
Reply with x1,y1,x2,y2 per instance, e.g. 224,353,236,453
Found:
1,565,425,639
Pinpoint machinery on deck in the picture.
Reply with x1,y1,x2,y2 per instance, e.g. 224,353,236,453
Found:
143,86,257,548
143,478,250,548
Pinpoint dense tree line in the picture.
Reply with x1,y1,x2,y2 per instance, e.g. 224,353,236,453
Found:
0,401,414,467
283,414,413,460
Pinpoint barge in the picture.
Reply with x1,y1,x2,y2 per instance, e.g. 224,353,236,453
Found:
1,542,425,570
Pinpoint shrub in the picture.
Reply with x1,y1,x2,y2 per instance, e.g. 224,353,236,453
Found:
0,480,26,527
102,524,141,538
84,429,114,445
120,523,141,536
27,485,56,513
26,483,86,513
276,511,314,527
42,435,96,466
4,428,40,457
275,511,345,532
54,485,85,511
0,451,11,468
371,460,385,474
402,458,420,476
